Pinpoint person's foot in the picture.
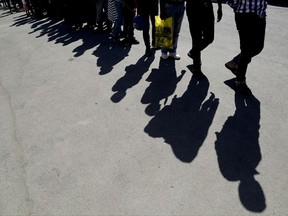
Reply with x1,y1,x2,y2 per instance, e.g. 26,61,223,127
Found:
161,52,169,60
235,81,252,95
122,38,131,46
169,52,181,60
119,31,125,38
151,45,161,50
145,48,152,57
111,35,120,42
95,26,104,33
225,60,238,76
187,50,194,59
130,37,140,45
122,37,139,46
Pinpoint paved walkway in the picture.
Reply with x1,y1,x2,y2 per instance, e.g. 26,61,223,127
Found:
0,4,288,216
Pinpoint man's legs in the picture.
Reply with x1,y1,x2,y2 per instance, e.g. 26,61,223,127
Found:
236,13,266,82
227,13,266,94
187,2,202,69
171,3,185,54
187,2,214,69
123,5,138,45
142,12,152,55
201,2,215,51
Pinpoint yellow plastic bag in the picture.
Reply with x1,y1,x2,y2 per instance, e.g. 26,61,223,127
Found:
155,16,173,49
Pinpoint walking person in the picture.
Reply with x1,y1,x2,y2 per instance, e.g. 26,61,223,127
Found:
186,0,222,78
135,0,159,57
159,0,185,60
21,0,33,16
225,0,267,95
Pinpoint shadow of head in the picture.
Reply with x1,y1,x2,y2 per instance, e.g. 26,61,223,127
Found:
239,176,266,212
111,91,126,103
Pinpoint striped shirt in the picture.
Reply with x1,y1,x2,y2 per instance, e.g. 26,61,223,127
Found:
228,0,267,18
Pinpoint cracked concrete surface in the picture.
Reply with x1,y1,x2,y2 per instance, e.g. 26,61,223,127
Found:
0,80,31,215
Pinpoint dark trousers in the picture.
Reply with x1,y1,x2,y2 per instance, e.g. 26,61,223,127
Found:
235,13,266,82
123,6,135,39
186,1,214,68
141,4,158,48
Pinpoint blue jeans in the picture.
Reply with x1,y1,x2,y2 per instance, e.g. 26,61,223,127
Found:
162,3,185,54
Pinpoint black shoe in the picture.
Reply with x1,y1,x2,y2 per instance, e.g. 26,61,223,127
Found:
235,81,252,95
130,37,139,45
121,38,131,46
119,31,125,38
225,60,238,76
151,46,161,50
145,48,152,57
187,50,194,59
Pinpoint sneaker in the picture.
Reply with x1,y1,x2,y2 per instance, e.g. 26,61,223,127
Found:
225,60,238,76
161,52,169,60
235,81,252,95
169,52,181,60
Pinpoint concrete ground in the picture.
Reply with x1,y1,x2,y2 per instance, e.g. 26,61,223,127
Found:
0,3,288,216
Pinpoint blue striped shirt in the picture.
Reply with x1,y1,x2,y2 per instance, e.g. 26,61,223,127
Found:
228,0,267,18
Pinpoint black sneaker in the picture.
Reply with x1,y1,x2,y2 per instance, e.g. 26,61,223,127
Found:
235,81,252,95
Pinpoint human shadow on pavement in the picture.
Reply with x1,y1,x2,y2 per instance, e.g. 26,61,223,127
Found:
72,29,107,57
31,18,96,48
111,54,155,103
29,17,62,37
11,13,81,47
11,11,131,74
93,41,131,75
215,78,266,212
141,58,185,116
145,77,219,163
12,12,105,55
0,8,16,19
10,13,39,26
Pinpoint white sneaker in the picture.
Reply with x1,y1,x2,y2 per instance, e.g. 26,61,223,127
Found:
169,52,181,60
161,52,169,60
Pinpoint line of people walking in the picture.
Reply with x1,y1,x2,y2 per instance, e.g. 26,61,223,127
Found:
109,0,267,96
3,0,267,95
